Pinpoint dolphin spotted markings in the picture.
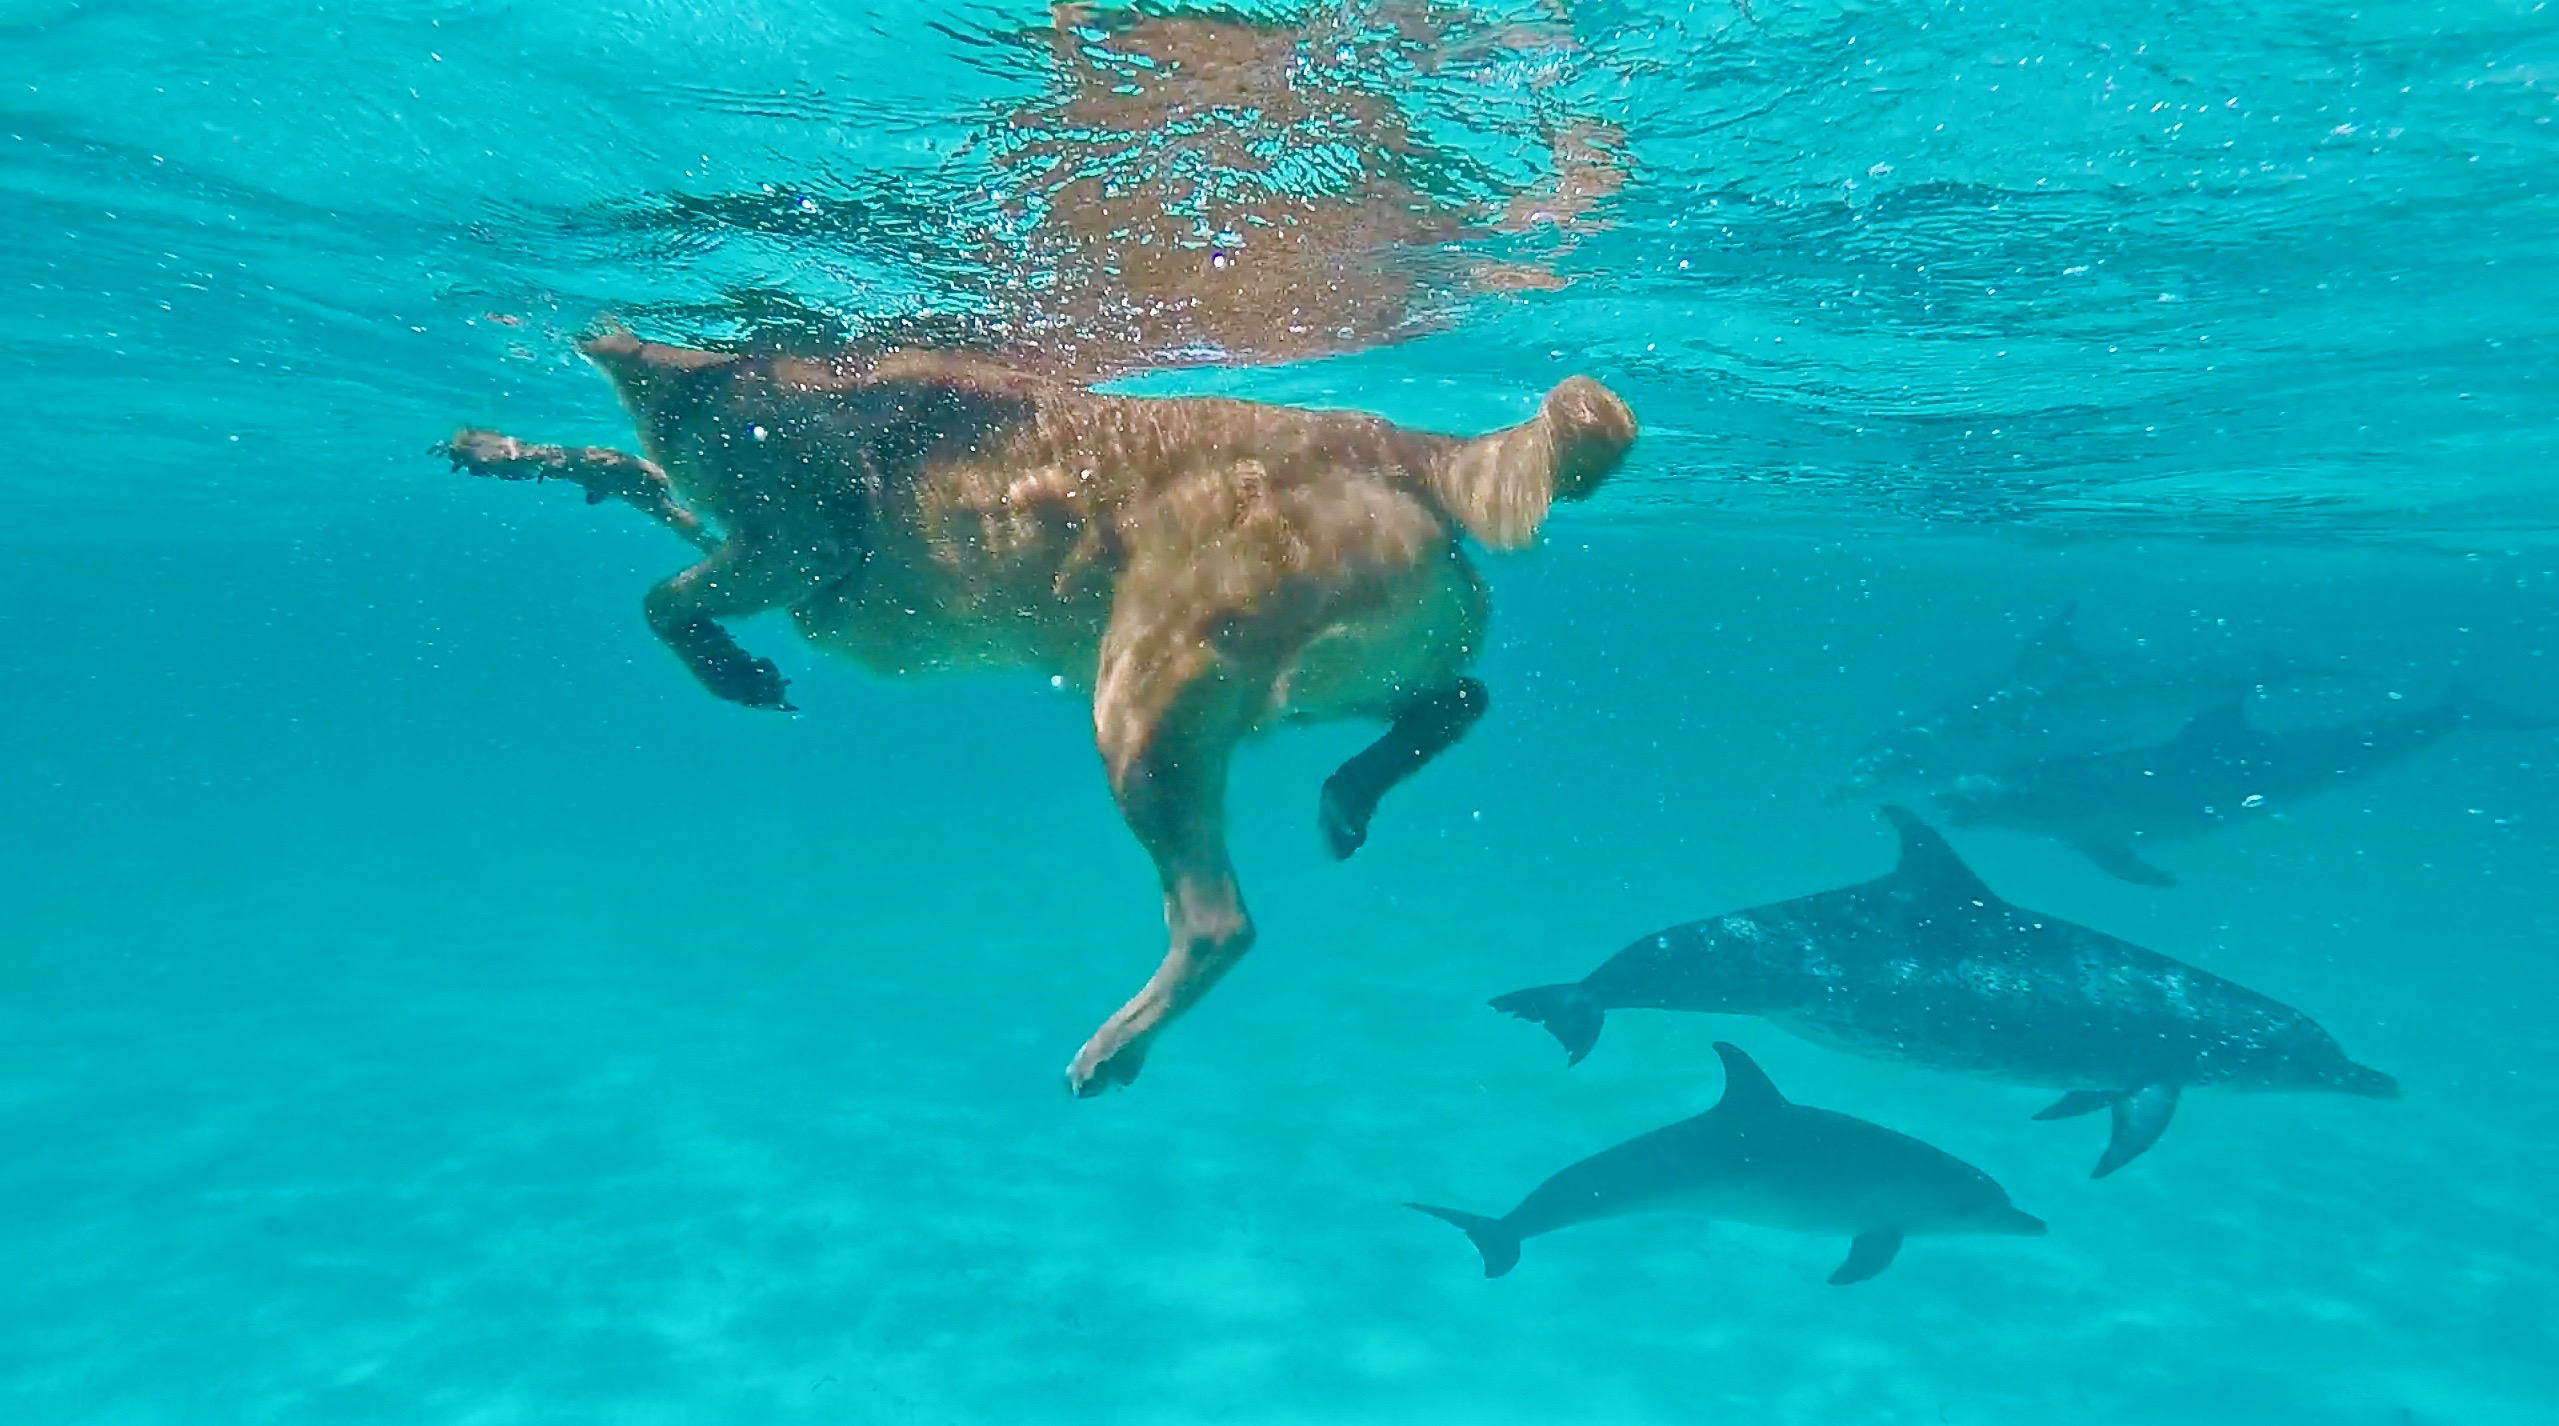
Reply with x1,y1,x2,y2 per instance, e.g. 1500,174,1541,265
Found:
1492,808,2397,1177
1408,1041,2046,1284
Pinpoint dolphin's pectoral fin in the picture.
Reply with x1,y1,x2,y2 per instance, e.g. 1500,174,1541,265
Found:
2034,1085,2181,1174
2070,836,2177,887
1828,1228,1904,1286
2091,1083,2181,1178
2031,1090,2118,1121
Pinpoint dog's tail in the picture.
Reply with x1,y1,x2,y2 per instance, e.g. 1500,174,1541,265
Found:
1425,376,1636,549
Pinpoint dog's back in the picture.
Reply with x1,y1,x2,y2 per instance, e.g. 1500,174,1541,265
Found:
580,332,1635,696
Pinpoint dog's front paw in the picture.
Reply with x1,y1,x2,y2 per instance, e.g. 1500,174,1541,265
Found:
442,428,538,478
663,616,800,712
1318,776,1375,860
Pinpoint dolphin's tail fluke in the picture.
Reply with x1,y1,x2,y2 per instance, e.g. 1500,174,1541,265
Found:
1488,983,1605,1065
2331,1061,2401,1099
1406,1204,1522,1278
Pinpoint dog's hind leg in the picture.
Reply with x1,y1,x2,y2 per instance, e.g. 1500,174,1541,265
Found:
1068,588,1324,1096
1318,678,1488,859
643,541,840,712
441,429,718,551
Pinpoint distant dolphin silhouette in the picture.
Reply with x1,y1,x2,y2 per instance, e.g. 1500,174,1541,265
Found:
1929,683,2553,885
1407,1041,2045,1284
1492,808,2396,1177
1834,605,2338,805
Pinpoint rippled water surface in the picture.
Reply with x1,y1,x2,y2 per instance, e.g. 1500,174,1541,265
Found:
3,3,2556,1424
10,0,2556,538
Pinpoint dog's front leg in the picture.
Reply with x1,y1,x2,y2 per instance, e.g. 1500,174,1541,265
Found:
441,429,718,552
643,541,839,712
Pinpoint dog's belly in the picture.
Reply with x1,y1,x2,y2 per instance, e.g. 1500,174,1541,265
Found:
790,569,1111,678
1267,548,1485,725
788,521,1115,678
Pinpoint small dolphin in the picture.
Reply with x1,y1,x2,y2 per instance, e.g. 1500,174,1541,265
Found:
1835,606,2334,804
1492,808,2397,1177
1931,683,2552,886
1408,1041,2045,1284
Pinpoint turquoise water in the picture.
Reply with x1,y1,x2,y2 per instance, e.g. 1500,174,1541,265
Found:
4,2,2557,1423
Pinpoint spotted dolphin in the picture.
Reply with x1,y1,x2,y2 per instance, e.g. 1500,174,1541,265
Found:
1491,808,2397,1177
1834,605,2335,805
1408,1041,2045,1284
1930,683,2553,886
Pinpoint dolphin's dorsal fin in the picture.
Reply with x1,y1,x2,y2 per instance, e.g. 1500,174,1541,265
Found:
2169,699,2255,750
1711,1042,1787,1117
1878,806,1996,905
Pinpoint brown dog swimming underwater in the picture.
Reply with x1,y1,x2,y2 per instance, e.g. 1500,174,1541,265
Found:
444,332,1635,1095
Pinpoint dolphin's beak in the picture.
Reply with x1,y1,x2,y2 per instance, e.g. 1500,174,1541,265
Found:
1999,1208,2049,1237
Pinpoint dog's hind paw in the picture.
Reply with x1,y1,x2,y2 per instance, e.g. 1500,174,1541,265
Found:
1318,777,1376,860
1065,1034,1149,1098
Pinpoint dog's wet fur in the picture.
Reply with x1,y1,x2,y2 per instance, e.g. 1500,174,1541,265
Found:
446,331,1635,1094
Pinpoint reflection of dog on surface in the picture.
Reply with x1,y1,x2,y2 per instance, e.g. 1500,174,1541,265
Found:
445,330,1635,1095
992,4,1629,371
